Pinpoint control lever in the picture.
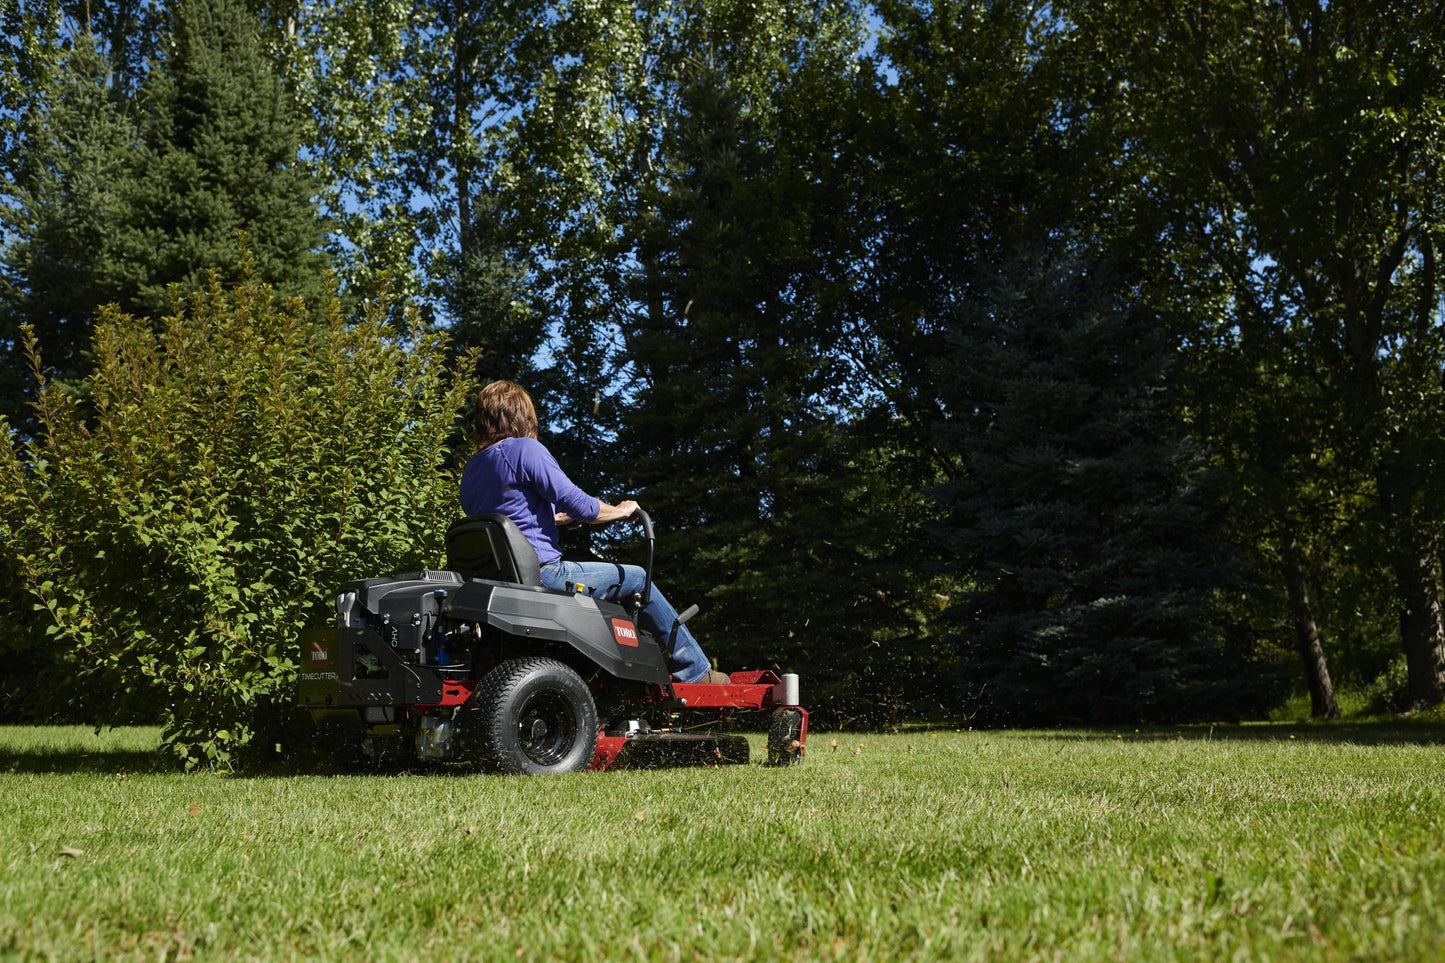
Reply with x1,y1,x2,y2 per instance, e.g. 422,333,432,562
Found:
667,603,700,657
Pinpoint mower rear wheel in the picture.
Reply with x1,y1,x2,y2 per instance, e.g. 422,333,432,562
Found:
471,657,598,774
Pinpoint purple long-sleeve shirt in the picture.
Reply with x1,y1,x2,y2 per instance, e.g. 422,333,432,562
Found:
459,436,600,566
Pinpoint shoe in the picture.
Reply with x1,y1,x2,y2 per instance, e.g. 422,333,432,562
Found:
701,669,731,684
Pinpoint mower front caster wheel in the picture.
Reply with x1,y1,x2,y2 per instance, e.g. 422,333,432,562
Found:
767,708,806,766
471,657,598,774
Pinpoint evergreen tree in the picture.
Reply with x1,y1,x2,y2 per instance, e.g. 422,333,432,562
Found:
0,35,135,426
621,62,822,639
616,40,952,723
115,0,327,318
624,69,783,548
446,189,539,383
933,248,1265,724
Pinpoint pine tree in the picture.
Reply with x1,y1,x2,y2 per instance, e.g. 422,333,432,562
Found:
620,63,831,654
0,35,135,426
447,187,544,383
932,247,1260,724
115,0,327,318
617,51,950,722
624,70,781,542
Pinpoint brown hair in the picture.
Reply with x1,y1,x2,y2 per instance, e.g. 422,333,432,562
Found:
474,380,540,449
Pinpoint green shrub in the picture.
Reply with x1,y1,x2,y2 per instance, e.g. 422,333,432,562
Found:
1362,655,1413,715
0,273,479,769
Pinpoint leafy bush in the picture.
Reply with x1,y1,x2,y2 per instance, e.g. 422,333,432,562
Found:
1362,655,1413,715
0,273,478,768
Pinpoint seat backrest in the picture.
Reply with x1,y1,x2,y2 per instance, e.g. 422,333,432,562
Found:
445,514,542,587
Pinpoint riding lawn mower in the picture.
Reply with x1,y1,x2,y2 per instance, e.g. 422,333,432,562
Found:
297,510,808,773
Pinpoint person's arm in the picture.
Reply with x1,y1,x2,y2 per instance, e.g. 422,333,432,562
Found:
557,499,639,527
515,438,600,523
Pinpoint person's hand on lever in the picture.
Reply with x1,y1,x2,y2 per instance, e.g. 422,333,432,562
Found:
573,499,640,525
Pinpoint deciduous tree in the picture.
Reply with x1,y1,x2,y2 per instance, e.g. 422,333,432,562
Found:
1074,0,1445,707
0,272,479,767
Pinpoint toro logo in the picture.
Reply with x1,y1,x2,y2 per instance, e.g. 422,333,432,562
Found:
308,640,330,666
611,618,639,648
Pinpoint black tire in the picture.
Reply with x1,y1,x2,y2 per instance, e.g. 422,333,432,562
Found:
469,657,598,774
767,709,805,766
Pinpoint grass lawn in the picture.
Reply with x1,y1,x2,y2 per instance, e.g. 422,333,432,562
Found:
1,723,1442,961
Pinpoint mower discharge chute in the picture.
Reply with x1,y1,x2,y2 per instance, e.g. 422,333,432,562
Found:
297,510,808,773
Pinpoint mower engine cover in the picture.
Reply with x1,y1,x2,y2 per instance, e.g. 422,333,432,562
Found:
299,570,669,712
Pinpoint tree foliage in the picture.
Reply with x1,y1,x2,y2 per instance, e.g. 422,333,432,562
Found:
1,0,329,423
1072,0,1445,708
0,34,134,424
0,271,479,767
115,0,328,317
601,5,953,723
932,248,1269,723
5,0,1445,736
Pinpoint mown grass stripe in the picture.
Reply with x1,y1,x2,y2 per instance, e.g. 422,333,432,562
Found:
0,725,1441,960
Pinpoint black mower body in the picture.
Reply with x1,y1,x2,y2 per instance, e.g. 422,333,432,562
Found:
298,569,668,712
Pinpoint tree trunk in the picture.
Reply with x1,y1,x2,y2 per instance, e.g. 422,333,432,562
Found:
1393,534,1445,710
1277,514,1339,719
1377,442,1445,711
452,3,472,319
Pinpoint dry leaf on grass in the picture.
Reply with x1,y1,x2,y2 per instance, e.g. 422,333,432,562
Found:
188,803,201,817
634,811,647,821
57,846,84,858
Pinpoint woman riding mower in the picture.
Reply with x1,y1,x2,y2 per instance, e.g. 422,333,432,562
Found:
459,380,729,684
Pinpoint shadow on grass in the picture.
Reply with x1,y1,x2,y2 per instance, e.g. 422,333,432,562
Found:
0,746,175,776
0,744,465,778
1018,719,1445,746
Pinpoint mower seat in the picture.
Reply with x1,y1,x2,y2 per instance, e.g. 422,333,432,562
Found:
445,514,542,587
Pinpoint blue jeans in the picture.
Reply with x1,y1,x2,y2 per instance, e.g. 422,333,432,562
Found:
540,560,711,682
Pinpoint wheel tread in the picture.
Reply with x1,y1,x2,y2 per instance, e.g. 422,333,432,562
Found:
470,657,598,774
